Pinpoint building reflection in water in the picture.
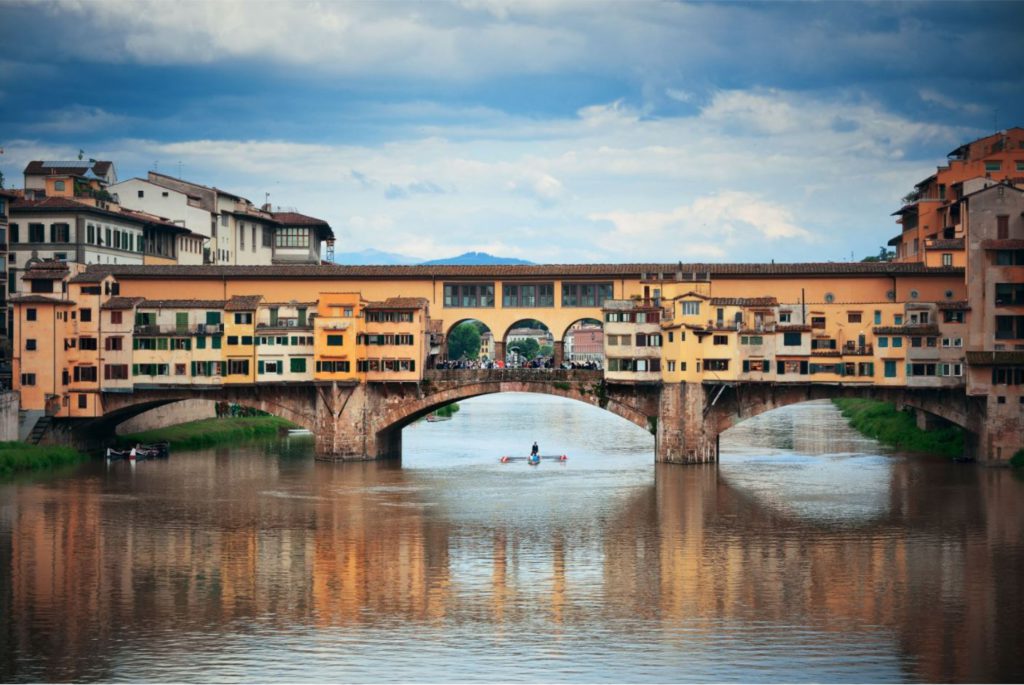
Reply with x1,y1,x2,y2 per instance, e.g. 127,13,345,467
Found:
2,407,1024,682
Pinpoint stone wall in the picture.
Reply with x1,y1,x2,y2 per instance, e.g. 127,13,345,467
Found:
115,399,216,435
0,390,19,441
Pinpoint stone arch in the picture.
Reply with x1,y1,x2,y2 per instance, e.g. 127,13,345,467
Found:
372,379,653,453
502,318,554,365
560,317,604,366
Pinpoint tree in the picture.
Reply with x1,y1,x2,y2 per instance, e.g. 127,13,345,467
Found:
447,322,481,360
862,246,895,263
509,337,540,360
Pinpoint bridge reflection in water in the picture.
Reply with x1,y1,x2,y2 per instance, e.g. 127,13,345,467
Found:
2,399,1023,682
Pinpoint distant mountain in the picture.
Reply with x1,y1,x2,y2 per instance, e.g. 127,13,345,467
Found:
333,248,419,265
333,249,533,266
418,251,533,266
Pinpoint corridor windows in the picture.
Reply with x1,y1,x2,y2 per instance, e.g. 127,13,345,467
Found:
316,360,350,373
502,283,554,307
444,283,495,308
561,282,613,307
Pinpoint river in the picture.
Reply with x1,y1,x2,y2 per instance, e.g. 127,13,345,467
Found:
1,395,1023,682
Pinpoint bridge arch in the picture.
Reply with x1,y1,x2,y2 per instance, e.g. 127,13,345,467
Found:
370,372,657,457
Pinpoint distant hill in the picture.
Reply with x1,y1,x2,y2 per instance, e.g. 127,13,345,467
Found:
419,251,533,266
332,248,419,265
333,249,533,266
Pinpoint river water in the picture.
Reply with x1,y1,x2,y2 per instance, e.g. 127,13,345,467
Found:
1,395,1023,682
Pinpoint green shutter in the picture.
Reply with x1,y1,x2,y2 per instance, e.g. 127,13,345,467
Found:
277,362,283,375
258,361,265,374
212,336,222,349
196,336,206,349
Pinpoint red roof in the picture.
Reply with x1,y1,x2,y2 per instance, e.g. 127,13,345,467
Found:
24,160,114,178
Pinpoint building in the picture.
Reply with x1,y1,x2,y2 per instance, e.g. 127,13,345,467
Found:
564,323,603,364
891,128,1024,264
0,189,16,387
110,172,333,265
7,197,199,296
22,160,117,201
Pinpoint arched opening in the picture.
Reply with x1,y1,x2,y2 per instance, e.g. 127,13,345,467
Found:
562,318,604,370
442,318,492,367
401,391,655,467
502,318,553,368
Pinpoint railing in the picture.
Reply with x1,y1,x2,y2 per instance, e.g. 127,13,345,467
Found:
841,344,874,356
134,323,223,336
425,369,603,383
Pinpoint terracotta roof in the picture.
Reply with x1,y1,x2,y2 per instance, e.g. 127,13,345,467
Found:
11,197,189,232
138,299,227,309
364,297,429,310
68,272,110,283
966,350,1024,366
101,296,145,310
80,262,965,281
272,211,334,238
24,160,114,178
709,297,779,307
925,239,965,250
872,325,940,335
225,295,263,311
9,294,74,305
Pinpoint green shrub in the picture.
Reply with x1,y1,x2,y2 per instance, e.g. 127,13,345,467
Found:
1010,449,1024,469
0,441,87,478
117,416,297,450
434,402,460,418
832,398,964,459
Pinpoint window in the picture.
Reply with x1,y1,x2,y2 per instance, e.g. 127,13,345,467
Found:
221,214,229,226
79,337,98,350
779,312,791,323
847,312,862,323
704,359,729,372
317,360,351,373
227,359,250,375
942,253,953,267
742,360,769,373
740,335,763,345
997,215,1009,239
234,312,253,324
713,335,728,345
290,358,307,374
783,331,802,346
25,339,36,351
811,316,826,329
263,227,272,247
75,394,87,409
681,301,701,316
110,311,123,325
995,315,1024,339
80,308,92,322
227,336,239,345
996,283,1024,306
892,337,903,348
874,310,882,325
10,223,18,243
858,362,875,376
894,315,903,325
73,366,98,382
50,223,70,242
884,360,897,378
327,334,344,346
911,337,922,348
275,227,310,248
104,364,129,380
561,282,613,307
984,160,1002,172
20,373,36,386
443,283,495,308
137,189,145,198
502,283,555,307
878,336,888,348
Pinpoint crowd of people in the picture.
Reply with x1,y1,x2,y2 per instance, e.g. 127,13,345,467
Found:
434,357,602,370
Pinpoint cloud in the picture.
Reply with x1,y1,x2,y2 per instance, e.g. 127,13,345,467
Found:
918,88,986,115
28,105,134,134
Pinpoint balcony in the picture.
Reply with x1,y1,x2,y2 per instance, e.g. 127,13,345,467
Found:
257,318,311,330
134,323,223,336
841,343,874,356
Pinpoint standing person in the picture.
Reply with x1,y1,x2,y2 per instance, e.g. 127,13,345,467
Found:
531,441,539,457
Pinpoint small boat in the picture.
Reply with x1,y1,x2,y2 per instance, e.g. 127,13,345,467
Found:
106,442,170,462
425,414,452,422
500,454,568,464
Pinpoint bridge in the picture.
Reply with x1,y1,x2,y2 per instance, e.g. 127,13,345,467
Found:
87,369,984,463
10,260,1020,463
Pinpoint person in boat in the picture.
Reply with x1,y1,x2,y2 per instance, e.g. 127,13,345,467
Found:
129,444,138,460
531,441,539,457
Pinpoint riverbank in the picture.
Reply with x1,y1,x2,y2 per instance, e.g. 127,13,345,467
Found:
832,398,964,459
118,416,298,451
0,441,87,477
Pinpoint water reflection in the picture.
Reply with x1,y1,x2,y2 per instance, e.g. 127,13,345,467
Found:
0,396,1022,682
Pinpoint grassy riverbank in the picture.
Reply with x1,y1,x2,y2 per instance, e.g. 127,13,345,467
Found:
118,416,298,451
832,398,964,459
0,441,88,478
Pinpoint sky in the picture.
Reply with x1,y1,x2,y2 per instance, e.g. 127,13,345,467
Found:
1,0,1022,264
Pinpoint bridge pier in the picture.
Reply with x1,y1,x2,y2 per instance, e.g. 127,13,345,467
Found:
656,382,718,464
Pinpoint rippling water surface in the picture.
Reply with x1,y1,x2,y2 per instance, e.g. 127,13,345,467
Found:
2,396,1023,682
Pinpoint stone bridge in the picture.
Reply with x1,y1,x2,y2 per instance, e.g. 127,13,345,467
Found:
87,369,987,463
